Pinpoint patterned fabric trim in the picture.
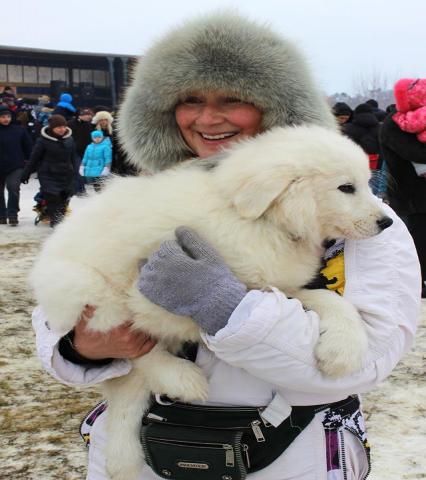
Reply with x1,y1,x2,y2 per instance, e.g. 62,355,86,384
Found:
80,401,108,447
305,239,345,295
319,396,371,479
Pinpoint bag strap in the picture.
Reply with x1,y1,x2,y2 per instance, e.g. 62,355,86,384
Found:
260,393,292,427
259,393,359,427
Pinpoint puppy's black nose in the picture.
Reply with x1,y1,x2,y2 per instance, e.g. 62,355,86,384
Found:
377,216,393,231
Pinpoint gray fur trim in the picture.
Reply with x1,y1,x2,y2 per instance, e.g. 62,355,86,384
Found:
118,11,337,172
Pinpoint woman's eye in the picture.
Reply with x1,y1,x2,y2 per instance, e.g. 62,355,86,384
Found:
224,97,243,104
182,96,203,105
338,184,356,194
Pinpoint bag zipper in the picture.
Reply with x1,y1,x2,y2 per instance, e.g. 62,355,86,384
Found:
339,429,348,480
344,427,371,479
242,443,251,468
146,437,235,467
165,402,263,412
250,420,266,442
146,412,265,436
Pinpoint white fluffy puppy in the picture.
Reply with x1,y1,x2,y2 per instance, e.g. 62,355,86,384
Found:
32,125,392,480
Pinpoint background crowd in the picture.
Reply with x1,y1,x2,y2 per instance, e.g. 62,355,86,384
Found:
0,88,136,228
331,80,426,298
0,80,425,297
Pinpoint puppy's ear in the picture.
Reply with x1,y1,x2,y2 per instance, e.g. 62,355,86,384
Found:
278,180,319,241
233,172,294,219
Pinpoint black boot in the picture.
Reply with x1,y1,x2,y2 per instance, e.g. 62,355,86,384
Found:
8,217,18,226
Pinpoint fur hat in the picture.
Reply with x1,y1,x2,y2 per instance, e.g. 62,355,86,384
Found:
118,11,336,172
48,114,67,129
92,110,113,135
394,78,426,112
332,102,353,117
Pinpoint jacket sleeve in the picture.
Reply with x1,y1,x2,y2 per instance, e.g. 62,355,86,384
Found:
382,119,426,164
71,142,79,173
202,206,421,396
21,129,33,158
392,108,426,134
23,138,44,177
82,145,89,166
104,144,113,166
32,306,132,386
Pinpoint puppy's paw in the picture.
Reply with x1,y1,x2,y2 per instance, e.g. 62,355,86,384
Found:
106,447,144,480
165,361,209,402
315,324,368,378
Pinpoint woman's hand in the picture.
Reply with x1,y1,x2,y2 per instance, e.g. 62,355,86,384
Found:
138,226,247,335
73,306,157,360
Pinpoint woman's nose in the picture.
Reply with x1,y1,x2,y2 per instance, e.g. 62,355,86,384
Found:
196,106,224,125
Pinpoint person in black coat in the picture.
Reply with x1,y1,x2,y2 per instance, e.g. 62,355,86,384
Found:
380,107,426,297
0,105,32,225
332,102,353,129
68,108,95,194
68,109,95,157
21,115,78,227
343,103,380,155
342,103,388,197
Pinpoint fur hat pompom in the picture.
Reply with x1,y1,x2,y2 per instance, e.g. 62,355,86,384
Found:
394,78,426,112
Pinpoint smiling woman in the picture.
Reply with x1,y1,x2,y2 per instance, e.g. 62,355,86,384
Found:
175,92,263,158
30,9,422,480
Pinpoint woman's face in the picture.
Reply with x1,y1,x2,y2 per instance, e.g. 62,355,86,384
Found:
175,91,262,158
98,119,109,128
52,126,67,136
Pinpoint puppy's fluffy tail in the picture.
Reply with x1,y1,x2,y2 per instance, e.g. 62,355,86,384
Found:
30,258,127,335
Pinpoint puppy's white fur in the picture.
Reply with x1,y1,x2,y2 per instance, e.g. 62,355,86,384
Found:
32,126,388,480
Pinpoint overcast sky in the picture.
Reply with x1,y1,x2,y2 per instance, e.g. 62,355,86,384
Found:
2,0,425,95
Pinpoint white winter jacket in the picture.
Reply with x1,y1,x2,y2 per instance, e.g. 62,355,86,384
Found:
33,207,421,479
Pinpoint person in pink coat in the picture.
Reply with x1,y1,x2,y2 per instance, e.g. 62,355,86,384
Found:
392,78,426,177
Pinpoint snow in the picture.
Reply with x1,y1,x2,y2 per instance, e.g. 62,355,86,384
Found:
1,178,425,479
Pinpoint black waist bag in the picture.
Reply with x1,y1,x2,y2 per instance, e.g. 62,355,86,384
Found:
140,400,319,480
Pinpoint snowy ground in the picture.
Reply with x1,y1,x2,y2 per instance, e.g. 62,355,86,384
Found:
1,178,425,479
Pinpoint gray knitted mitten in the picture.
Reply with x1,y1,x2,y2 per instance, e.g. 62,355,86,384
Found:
138,227,247,335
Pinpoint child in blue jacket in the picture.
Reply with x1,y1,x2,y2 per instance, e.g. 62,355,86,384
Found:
80,131,112,192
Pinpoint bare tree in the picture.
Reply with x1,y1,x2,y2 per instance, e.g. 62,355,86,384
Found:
351,70,396,108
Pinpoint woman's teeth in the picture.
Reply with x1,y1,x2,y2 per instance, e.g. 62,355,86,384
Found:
200,132,236,140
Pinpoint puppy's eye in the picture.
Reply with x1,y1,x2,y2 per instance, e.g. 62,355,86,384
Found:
338,184,356,194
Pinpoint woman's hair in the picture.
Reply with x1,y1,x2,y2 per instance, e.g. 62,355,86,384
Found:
118,11,336,172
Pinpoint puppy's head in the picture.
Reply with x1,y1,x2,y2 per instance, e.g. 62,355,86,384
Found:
217,126,392,243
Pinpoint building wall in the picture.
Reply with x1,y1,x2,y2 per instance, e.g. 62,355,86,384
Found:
0,48,135,108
